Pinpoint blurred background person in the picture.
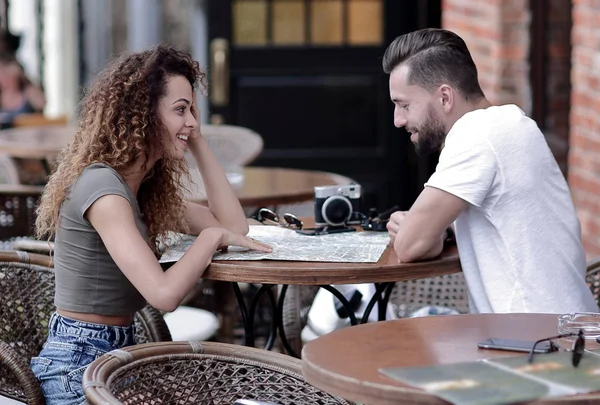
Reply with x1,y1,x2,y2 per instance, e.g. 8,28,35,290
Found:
0,54,45,125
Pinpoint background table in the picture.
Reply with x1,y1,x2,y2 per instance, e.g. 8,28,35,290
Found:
186,166,355,207
302,313,600,405
0,126,75,159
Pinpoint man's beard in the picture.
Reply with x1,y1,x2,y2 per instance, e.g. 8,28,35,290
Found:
410,105,446,156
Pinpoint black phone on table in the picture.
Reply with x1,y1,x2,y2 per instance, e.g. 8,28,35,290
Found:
477,338,557,353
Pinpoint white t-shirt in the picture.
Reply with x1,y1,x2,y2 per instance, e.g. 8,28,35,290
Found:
426,104,598,314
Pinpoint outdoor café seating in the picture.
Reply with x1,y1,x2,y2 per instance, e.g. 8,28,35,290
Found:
0,250,171,404
83,340,351,405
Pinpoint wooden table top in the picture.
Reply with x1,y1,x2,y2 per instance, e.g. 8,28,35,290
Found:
204,239,460,285
302,314,599,405
0,125,75,159
186,166,354,207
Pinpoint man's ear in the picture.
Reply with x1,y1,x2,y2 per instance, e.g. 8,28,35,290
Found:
439,84,453,113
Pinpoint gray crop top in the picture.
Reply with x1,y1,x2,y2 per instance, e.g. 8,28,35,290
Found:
53,163,148,316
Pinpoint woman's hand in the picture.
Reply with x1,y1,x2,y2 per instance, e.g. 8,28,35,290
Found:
187,97,204,144
205,227,273,253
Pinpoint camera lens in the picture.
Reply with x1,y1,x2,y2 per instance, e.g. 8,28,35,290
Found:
321,195,353,226
326,200,349,223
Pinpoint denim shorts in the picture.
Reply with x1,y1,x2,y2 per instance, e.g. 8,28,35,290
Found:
30,312,136,405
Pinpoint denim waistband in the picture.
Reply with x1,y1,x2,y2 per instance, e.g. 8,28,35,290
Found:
48,312,136,348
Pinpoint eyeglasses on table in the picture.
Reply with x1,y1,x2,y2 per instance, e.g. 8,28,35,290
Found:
527,329,585,367
255,207,303,230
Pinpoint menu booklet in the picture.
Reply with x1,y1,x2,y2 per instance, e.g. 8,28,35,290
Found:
380,350,600,405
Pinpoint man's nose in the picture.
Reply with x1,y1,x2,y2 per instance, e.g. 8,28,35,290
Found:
394,114,407,129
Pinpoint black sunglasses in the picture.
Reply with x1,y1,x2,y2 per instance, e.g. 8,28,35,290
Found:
255,208,303,230
527,329,585,367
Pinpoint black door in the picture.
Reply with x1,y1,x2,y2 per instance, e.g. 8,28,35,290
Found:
208,0,440,211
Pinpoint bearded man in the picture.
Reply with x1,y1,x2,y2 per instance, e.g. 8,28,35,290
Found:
384,28,597,314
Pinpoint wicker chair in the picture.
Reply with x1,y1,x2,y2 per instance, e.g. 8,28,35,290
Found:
388,272,469,317
586,256,600,307
0,154,21,184
0,250,171,404
184,124,263,201
83,341,351,405
281,273,469,356
202,124,263,167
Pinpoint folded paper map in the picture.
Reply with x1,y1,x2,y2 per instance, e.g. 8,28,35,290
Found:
159,225,390,263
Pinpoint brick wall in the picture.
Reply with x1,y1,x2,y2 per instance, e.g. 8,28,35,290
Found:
568,0,600,256
442,0,531,111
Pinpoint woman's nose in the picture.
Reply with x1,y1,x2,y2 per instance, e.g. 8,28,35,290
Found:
186,112,197,128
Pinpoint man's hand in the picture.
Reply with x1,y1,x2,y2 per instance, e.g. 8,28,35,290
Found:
386,211,408,241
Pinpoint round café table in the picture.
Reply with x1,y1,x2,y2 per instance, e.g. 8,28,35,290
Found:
199,239,461,358
0,125,75,159
302,313,600,405
185,166,354,207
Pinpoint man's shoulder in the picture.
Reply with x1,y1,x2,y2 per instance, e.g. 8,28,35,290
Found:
450,104,540,146
455,104,525,130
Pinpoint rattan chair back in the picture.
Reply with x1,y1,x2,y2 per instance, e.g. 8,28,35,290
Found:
83,341,351,405
202,124,263,167
389,272,470,317
0,250,171,404
0,154,20,184
0,251,53,403
586,256,600,307
281,273,469,356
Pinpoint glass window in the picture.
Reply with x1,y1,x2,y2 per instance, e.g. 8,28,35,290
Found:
348,0,383,45
311,0,343,45
272,0,306,45
233,0,268,45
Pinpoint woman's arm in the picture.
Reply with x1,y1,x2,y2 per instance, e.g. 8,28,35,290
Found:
186,130,248,235
87,195,271,312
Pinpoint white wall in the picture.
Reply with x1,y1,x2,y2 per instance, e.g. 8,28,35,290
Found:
81,0,112,86
42,0,80,119
127,0,161,52
8,0,40,83
190,0,209,124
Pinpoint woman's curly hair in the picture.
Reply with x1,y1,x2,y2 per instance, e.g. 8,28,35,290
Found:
35,43,206,250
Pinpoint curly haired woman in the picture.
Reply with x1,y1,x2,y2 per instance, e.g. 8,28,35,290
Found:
30,44,271,405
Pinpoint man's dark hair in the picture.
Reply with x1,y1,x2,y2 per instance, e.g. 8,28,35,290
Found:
383,28,485,101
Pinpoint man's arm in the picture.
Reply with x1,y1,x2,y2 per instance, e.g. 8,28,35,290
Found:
392,186,468,262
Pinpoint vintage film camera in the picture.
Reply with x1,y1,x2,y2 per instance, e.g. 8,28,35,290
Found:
314,184,362,227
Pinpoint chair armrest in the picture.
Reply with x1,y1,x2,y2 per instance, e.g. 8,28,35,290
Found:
0,341,45,404
10,239,55,255
134,305,172,343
